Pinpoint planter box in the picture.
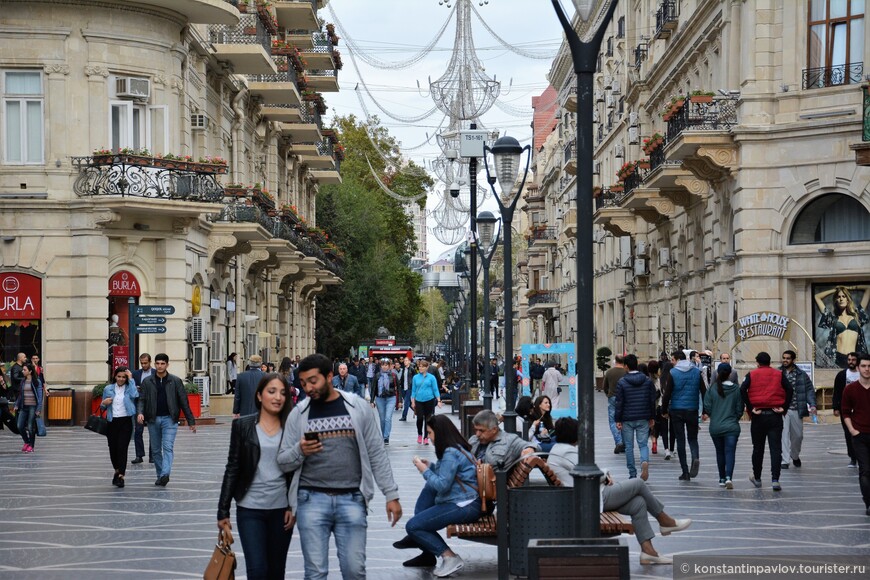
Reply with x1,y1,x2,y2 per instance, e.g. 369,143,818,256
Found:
690,95,713,103
187,394,202,419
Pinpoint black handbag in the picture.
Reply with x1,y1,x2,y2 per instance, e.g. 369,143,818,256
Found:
84,410,109,436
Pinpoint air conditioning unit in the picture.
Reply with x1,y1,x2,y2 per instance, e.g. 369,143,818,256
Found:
629,111,639,127
611,80,622,95
246,332,259,359
615,322,626,336
592,161,600,175
116,77,151,100
636,240,648,256
192,344,208,373
634,258,649,276
191,114,209,130
191,316,207,344
209,331,225,362
209,362,226,395
659,247,670,268
619,236,632,268
193,376,210,407
628,127,639,144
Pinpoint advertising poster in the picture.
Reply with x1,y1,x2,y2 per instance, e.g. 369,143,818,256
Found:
812,283,870,368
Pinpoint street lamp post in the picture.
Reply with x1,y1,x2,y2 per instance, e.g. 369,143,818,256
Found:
476,210,501,411
548,0,620,539
483,136,531,435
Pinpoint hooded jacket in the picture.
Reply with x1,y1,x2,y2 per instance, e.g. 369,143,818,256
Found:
703,381,744,437
666,360,702,411
614,371,657,422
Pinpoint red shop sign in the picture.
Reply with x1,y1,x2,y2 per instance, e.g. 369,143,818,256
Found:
112,346,129,369
374,339,395,346
0,272,42,320
109,270,141,297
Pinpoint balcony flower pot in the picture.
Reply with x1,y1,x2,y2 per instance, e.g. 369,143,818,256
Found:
225,186,248,197
690,95,713,103
611,184,624,193
243,26,257,35
638,160,650,170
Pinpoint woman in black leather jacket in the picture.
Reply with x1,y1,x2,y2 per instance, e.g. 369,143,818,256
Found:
218,373,293,580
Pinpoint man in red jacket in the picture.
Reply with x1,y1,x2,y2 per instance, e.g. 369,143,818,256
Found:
841,353,870,516
740,352,793,491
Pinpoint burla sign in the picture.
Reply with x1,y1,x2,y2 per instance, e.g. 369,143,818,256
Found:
0,273,42,320
109,270,141,297
734,311,793,344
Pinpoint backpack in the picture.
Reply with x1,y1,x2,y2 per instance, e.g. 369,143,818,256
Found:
457,448,497,513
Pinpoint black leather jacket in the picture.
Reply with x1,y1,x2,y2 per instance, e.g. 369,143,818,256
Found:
217,415,291,520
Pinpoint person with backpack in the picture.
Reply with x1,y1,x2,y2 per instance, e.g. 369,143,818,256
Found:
394,415,481,576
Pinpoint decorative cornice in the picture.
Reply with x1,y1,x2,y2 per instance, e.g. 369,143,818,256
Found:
85,65,110,78
44,64,70,76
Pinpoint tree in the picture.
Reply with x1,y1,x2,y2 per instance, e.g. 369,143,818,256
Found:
315,116,433,357
416,289,449,352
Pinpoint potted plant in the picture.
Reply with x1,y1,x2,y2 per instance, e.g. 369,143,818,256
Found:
638,158,650,170
595,346,613,390
91,383,106,415
92,148,113,164
184,382,202,419
689,90,715,103
611,183,624,193
224,184,248,197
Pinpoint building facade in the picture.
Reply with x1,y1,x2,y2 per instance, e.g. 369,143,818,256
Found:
527,0,869,385
0,0,343,416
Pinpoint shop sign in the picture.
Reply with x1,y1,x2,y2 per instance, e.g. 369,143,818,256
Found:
375,339,396,346
109,270,141,297
112,346,129,369
734,311,793,345
0,273,41,320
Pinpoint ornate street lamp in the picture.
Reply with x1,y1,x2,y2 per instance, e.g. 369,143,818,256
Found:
483,136,531,435
475,210,501,410
549,0,620,539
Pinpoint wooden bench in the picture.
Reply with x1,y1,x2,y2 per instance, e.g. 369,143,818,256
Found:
447,457,633,542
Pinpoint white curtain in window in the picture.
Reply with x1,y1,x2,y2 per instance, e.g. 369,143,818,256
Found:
5,101,22,162
6,72,41,95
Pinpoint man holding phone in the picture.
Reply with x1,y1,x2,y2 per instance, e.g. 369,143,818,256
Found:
278,353,402,579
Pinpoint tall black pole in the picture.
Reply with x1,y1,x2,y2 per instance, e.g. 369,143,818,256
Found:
550,0,619,539
500,211,517,434
479,227,499,411
468,123,479,396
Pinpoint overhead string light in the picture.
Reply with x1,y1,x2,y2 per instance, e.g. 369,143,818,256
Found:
470,2,558,60
349,54,440,124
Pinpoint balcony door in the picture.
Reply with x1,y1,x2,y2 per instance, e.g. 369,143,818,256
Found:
807,0,864,86
109,101,168,154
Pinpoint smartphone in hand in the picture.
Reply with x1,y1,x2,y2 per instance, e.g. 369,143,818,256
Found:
304,431,320,442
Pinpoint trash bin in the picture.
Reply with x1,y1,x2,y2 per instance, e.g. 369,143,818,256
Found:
527,538,629,580
508,486,575,577
46,388,75,426
459,400,483,439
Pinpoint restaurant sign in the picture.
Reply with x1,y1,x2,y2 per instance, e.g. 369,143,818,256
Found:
734,311,793,345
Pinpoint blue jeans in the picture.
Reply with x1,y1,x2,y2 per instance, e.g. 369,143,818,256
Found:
401,387,412,419
147,415,178,478
236,506,293,580
17,405,37,447
607,397,622,445
296,489,367,580
711,434,739,479
406,486,482,556
375,395,394,439
621,420,650,478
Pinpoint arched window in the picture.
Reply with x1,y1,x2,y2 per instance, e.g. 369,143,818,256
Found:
789,193,870,244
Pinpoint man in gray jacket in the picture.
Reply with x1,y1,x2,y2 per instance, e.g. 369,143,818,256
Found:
469,409,537,467
278,353,402,580
780,350,817,469
136,353,196,486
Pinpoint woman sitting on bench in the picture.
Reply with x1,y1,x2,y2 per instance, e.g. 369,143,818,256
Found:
548,417,692,565
394,414,481,577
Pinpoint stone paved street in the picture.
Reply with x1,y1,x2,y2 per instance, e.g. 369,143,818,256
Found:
1,396,869,579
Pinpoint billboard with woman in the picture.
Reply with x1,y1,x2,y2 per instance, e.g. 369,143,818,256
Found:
813,283,870,368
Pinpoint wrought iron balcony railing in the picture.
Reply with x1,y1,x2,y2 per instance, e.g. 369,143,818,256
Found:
528,227,557,248
654,0,679,39
665,96,738,142
248,56,298,84
210,13,271,56
299,101,323,129
316,138,334,158
649,143,667,172
72,155,226,202
623,168,646,195
210,201,276,231
563,141,576,165
311,31,335,54
802,62,864,90
595,187,627,211
529,291,558,307
864,84,870,142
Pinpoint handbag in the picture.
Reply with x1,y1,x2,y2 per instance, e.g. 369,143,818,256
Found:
203,525,236,580
84,410,109,437
36,416,47,437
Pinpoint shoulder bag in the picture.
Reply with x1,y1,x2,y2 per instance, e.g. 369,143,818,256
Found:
457,447,497,513
203,525,236,580
84,409,109,437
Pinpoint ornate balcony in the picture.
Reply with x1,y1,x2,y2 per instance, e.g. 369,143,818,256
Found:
663,96,738,181
851,84,870,166
281,101,323,142
802,62,863,90
72,154,226,215
563,141,576,175
593,188,635,236
528,226,557,251
298,138,336,169
527,290,559,315
653,0,678,40
210,13,276,74
562,83,577,113
306,67,339,92
274,0,319,31
248,58,301,106
302,32,336,69
559,208,576,238
125,1,240,25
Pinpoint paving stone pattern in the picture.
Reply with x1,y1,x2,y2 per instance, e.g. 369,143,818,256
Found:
0,396,868,579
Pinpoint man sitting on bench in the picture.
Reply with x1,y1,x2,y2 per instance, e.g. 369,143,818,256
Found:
548,417,692,565
469,409,538,466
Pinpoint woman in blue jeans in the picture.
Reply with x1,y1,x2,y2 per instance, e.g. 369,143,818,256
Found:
13,363,42,454
396,414,481,577
218,373,294,580
702,364,744,489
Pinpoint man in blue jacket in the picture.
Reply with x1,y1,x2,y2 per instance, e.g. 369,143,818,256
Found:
663,350,703,481
333,363,363,398
615,354,658,481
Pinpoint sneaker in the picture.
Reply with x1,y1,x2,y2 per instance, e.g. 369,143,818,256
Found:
772,480,781,491
116,476,125,488
640,553,673,565
156,475,169,487
21,444,28,452
719,478,726,487
614,443,626,454
403,552,437,567
725,478,733,490
652,441,658,454
848,460,858,468
664,450,672,460
417,435,423,444
659,518,692,535
792,458,801,468
640,461,649,481
780,463,789,469
423,438,430,445
678,473,691,481
434,554,464,577
399,418,407,421
23,445,33,453
384,438,389,446
748,475,762,488
689,458,700,478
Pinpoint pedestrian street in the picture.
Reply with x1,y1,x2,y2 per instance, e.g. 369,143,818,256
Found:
1,397,868,579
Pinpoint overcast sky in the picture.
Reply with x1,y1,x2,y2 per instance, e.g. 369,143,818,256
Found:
324,0,565,261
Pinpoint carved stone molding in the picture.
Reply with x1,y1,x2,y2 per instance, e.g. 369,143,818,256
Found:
85,65,110,78
172,217,195,234
92,209,120,228
645,196,677,218
674,176,710,199
697,145,738,172
608,217,637,236
659,188,692,208
170,77,184,95
120,238,141,263
208,234,238,264
45,64,69,76
633,209,663,224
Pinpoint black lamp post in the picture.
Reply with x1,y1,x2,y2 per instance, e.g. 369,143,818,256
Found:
482,136,531,435
548,0,620,539
475,210,501,411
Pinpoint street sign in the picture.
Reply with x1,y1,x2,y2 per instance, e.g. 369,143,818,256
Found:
459,130,488,157
135,305,175,315
136,316,166,325
135,325,167,334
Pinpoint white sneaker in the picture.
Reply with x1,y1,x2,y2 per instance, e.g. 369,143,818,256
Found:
434,555,464,577
640,553,673,565
664,450,672,460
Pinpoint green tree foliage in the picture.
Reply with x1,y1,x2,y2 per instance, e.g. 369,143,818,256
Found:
315,116,433,357
416,289,449,352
